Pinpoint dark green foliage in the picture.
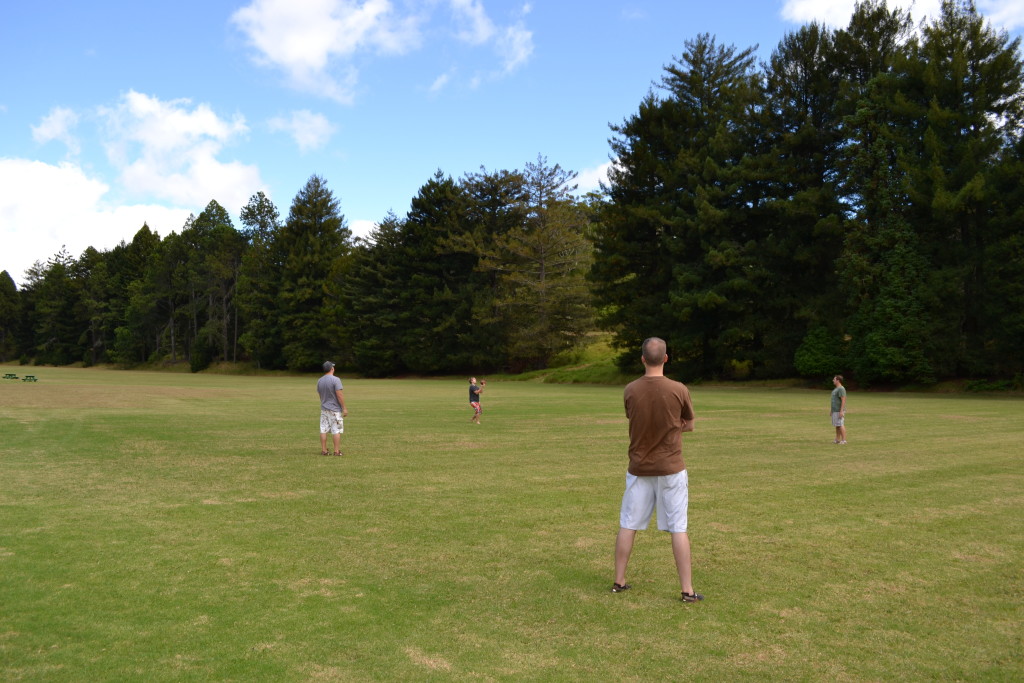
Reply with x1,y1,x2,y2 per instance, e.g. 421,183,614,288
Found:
345,213,410,376
593,34,765,380
794,325,846,378
0,271,20,362
984,136,1024,377
899,0,1024,377
755,22,847,377
592,2,1024,384
237,191,284,369
392,170,477,373
108,224,162,364
5,1,1023,383
73,247,112,366
455,158,595,371
276,175,352,371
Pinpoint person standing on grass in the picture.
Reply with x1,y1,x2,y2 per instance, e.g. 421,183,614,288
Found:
318,361,347,456
612,337,703,603
831,375,847,445
469,377,486,424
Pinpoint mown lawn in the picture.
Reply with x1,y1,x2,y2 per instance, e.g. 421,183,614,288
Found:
1,366,1021,680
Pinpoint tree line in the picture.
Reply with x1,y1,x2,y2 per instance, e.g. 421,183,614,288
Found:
592,0,1023,384
2,0,1021,385
0,157,595,375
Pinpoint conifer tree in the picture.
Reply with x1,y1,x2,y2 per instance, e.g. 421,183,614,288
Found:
593,34,763,379
277,175,352,371
0,271,18,361
901,0,1024,375
238,191,283,368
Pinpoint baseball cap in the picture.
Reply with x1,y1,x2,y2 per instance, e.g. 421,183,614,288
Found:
323,361,335,372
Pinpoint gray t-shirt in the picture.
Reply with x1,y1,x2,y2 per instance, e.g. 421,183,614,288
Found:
831,386,846,412
317,375,343,411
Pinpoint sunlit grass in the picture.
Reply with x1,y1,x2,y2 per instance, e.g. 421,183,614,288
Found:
1,366,1021,680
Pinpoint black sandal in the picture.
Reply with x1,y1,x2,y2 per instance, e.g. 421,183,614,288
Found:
681,591,704,602
611,583,631,593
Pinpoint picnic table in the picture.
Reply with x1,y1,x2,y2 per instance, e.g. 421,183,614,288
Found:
22,375,38,382
3,373,17,380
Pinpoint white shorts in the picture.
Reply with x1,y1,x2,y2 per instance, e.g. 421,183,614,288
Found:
831,412,845,427
619,470,689,533
320,410,344,435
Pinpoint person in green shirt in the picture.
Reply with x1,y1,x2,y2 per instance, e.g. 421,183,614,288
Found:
830,375,847,445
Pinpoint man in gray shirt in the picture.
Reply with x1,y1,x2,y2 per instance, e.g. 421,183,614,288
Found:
317,361,348,456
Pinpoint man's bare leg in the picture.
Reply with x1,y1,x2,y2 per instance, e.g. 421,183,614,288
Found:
671,531,695,595
614,527,637,586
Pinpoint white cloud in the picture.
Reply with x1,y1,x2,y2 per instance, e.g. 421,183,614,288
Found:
429,72,452,93
780,0,1023,31
97,90,262,211
231,0,422,103
232,0,534,101
31,106,81,155
268,110,336,151
449,0,495,45
450,1,533,74
980,0,1024,29
0,159,191,285
497,21,533,73
575,161,613,195
349,218,376,241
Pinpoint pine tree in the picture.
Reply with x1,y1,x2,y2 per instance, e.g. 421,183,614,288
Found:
0,271,20,362
466,157,594,370
902,0,1024,375
594,34,763,379
344,212,410,376
238,191,283,368
759,23,847,376
277,175,352,371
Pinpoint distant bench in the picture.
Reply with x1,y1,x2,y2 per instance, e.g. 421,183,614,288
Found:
22,375,37,382
3,373,18,380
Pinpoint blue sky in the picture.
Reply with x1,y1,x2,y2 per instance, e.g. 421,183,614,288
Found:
2,0,1022,285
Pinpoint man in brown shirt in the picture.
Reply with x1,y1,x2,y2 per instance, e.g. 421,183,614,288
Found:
612,337,703,602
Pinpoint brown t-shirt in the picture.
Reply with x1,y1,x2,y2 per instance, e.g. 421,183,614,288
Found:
623,375,695,476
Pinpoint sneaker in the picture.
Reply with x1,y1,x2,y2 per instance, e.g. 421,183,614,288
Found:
611,583,631,593
838,441,846,445
681,591,704,603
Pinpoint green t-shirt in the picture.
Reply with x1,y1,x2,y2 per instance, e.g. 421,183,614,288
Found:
830,386,846,412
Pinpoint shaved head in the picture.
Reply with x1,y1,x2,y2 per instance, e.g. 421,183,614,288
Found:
641,337,667,365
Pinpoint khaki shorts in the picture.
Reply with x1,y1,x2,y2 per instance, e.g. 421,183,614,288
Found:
619,470,689,533
320,410,344,434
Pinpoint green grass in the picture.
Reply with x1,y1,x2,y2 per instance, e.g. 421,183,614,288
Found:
1,366,1021,681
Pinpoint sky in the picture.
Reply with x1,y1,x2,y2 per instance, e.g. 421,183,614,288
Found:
2,1,1023,285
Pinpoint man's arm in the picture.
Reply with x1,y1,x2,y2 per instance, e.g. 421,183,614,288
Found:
840,392,846,414
336,389,348,416
680,389,695,432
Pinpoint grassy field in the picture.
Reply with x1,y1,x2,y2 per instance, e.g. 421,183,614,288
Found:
1,366,1021,681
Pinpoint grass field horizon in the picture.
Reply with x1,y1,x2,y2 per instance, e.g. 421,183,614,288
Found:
1,365,1021,681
